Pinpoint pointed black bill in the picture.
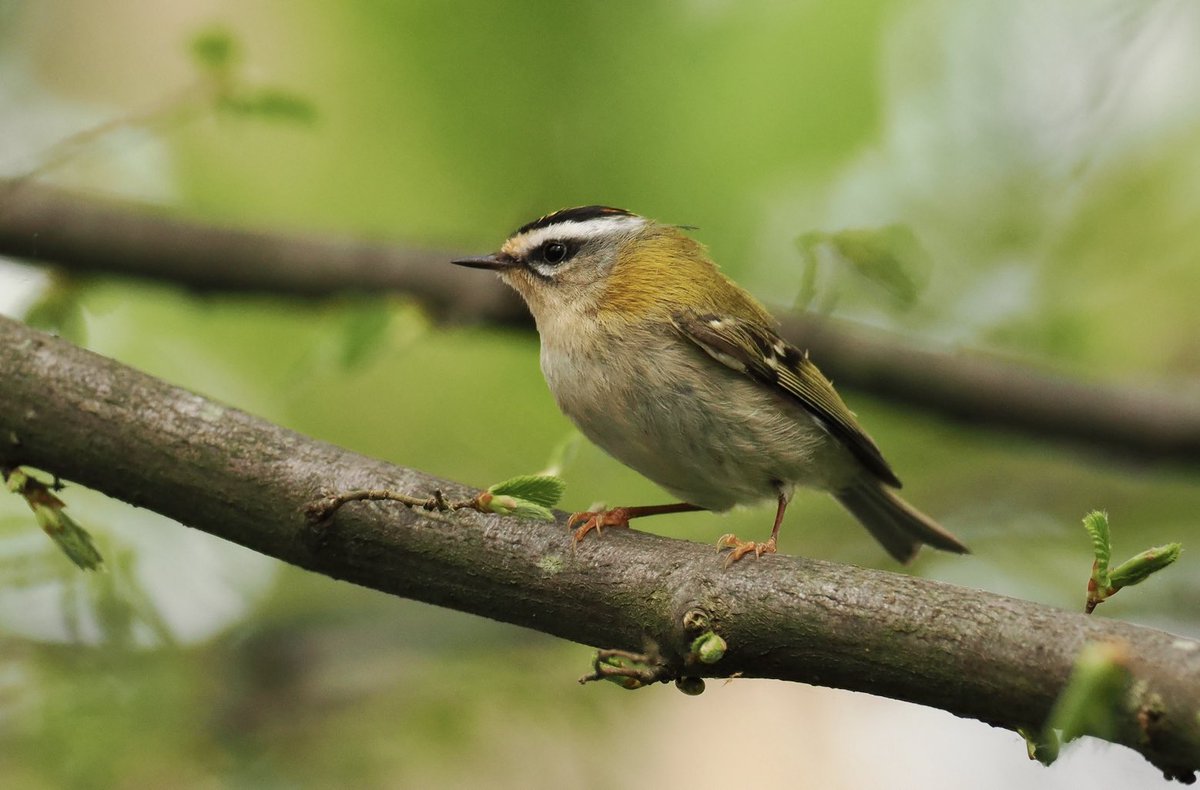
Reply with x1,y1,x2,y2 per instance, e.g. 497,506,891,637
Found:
450,253,513,271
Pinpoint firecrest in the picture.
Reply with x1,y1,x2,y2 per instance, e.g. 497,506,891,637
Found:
452,206,968,564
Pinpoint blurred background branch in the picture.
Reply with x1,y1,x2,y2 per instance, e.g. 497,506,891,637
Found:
3,177,1198,463
1,313,1197,781
0,179,511,319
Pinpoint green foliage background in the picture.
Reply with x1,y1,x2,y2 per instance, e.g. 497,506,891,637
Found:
1,1,1198,786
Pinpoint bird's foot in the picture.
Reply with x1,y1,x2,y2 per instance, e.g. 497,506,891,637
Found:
568,508,633,543
717,533,777,566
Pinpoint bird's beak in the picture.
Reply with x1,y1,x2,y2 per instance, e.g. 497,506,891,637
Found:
450,253,514,271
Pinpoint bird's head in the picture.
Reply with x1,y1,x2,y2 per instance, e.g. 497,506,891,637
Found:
452,206,741,328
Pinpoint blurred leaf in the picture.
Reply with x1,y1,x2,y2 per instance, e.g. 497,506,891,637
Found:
189,26,240,73
92,544,176,648
794,231,824,310
337,298,393,369
793,225,929,310
488,475,566,509
219,89,318,124
190,25,315,126
1045,642,1130,743
827,224,929,308
1018,726,1060,766
23,277,87,344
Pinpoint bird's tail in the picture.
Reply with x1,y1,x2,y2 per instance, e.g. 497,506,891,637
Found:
835,479,968,564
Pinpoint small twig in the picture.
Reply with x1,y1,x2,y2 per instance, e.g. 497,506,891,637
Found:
578,646,672,689
431,489,449,511
2,82,212,200
303,487,480,523
1087,564,1102,615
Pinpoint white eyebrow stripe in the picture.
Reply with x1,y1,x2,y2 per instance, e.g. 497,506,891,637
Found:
506,215,647,256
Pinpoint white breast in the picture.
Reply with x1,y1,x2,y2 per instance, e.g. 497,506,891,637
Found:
539,320,853,510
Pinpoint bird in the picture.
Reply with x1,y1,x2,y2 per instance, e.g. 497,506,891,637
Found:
451,206,968,565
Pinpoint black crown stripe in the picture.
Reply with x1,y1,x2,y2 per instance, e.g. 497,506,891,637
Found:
514,205,635,237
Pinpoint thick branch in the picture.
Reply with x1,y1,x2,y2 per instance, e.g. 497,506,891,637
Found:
2,179,1198,461
0,314,1197,780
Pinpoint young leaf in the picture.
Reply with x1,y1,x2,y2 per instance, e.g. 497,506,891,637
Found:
1082,510,1111,580
35,506,104,571
507,501,555,521
475,492,555,521
689,631,727,664
1108,543,1182,590
1083,510,1182,612
5,468,103,570
488,475,566,509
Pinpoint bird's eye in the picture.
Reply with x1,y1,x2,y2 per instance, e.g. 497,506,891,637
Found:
542,241,568,264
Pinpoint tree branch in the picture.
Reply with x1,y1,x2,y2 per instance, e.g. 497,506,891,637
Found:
0,179,522,321
1,314,1197,781
774,314,1200,462
2,179,1198,462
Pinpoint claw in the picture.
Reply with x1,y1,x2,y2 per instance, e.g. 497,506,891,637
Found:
717,533,777,567
569,508,632,543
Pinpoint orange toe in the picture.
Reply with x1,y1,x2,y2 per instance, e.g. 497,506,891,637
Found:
569,508,632,543
717,534,777,567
